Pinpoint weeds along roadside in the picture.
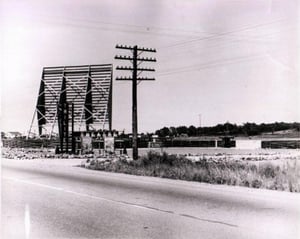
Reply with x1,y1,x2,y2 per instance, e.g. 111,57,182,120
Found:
87,151,300,192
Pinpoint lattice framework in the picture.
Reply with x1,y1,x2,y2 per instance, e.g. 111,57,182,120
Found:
29,64,113,138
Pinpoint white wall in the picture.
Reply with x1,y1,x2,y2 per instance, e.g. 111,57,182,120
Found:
235,139,262,149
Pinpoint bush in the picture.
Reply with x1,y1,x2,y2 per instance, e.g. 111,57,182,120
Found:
251,179,262,188
259,163,277,178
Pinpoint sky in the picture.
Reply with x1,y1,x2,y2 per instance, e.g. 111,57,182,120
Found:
0,0,299,134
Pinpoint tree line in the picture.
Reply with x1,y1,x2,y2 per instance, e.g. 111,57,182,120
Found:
154,122,300,137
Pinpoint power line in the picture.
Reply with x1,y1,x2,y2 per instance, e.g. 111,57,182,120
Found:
156,27,295,65
156,50,286,77
157,18,287,50
19,13,289,46
23,14,211,39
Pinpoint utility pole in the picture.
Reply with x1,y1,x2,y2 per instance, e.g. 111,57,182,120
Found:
199,114,202,128
115,44,156,160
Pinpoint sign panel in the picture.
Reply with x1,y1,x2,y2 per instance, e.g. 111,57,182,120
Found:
104,136,115,153
82,134,92,153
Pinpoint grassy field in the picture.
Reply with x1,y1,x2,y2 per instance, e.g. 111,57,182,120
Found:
87,150,300,192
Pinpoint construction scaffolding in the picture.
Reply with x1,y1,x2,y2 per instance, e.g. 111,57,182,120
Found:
28,64,113,152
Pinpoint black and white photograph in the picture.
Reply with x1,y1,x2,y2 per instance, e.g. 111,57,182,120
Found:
1,0,300,238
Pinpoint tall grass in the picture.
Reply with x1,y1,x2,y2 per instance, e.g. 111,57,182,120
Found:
91,151,300,192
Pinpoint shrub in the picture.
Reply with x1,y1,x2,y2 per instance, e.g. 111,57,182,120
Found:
259,163,277,178
251,179,262,188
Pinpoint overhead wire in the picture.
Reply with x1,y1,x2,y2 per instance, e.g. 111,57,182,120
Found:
156,18,288,50
156,47,297,77
18,13,295,81
22,13,209,39
156,25,296,64
17,12,290,49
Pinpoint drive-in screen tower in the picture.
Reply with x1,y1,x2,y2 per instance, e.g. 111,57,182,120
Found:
28,64,113,152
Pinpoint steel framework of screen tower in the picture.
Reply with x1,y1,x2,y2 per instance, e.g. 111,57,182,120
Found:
28,64,113,153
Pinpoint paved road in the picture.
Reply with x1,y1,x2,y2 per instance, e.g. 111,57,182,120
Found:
2,158,300,239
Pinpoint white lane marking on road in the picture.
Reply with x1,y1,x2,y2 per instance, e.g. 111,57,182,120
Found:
63,189,165,213
25,204,30,239
3,176,238,228
3,176,159,211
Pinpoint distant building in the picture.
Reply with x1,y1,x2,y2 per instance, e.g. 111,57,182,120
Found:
6,131,22,138
235,138,262,149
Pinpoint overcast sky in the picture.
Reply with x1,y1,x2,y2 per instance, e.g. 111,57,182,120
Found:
1,0,299,134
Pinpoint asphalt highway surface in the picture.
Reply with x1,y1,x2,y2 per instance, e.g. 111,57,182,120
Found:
2,158,300,239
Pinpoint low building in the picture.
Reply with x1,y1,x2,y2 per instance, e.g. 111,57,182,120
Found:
235,138,262,149
6,131,22,139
